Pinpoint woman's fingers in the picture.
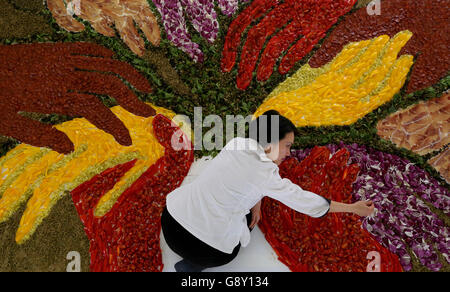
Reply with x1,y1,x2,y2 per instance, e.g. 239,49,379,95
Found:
257,20,304,82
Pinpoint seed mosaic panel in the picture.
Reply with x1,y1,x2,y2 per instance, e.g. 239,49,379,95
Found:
0,0,448,272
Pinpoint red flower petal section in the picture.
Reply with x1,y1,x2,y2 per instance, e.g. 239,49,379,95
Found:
70,114,194,272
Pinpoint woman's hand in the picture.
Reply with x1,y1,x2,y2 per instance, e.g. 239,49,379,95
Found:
250,201,262,229
329,200,375,217
351,200,375,217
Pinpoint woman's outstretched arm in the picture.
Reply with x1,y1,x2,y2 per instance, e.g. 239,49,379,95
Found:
329,200,375,217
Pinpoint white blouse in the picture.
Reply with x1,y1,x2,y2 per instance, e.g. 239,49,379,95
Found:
166,137,331,254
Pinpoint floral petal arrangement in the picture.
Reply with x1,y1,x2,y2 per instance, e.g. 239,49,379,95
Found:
47,0,161,56
377,92,450,183
291,143,449,271
429,149,450,185
259,146,404,272
71,114,193,272
253,31,414,126
152,0,249,63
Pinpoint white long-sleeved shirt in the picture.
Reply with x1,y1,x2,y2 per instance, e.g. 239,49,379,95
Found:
166,137,331,254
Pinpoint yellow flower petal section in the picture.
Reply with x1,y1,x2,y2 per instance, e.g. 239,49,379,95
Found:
0,103,180,244
254,31,414,127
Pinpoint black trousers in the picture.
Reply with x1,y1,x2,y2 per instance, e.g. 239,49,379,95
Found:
161,206,253,268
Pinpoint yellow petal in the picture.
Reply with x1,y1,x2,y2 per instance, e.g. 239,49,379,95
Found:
254,31,414,127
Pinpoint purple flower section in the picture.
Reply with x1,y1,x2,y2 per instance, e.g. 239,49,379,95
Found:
291,142,450,272
152,0,204,62
152,0,246,62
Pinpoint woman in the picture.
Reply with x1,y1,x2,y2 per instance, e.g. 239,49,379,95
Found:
161,110,375,272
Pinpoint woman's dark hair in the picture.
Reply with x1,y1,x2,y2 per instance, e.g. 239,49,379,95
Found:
248,110,297,147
